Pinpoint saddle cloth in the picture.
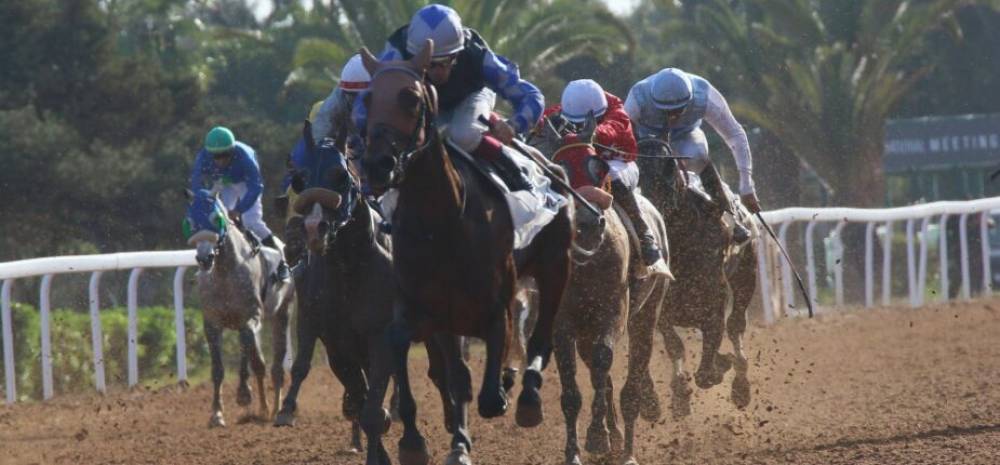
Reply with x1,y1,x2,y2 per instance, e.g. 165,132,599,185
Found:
477,144,568,250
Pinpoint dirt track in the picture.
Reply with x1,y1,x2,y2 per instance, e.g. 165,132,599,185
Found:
4,298,1000,465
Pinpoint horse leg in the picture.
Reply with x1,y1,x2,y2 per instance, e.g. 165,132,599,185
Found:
582,339,613,456
205,320,226,428
478,294,511,419
425,338,455,433
620,293,657,464
236,329,252,408
274,312,317,427
694,316,727,389
240,325,269,419
728,252,756,409
659,323,692,418
361,333,393,465
322,335,367,453
553,320,582,465
519,251,570,428
605,374,624,453
437,334,474,465
504,290,530,394
388,311,429,465
269,302,291,421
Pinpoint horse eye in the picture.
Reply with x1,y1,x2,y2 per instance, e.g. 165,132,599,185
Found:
397,88,421,116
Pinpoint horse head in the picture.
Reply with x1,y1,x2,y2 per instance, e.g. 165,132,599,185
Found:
359,40,436,197
183,188,230,272
636,137,687,213
288,130,352,255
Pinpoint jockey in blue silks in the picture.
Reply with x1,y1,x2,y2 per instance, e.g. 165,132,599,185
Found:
354,3,544,194
625,68,760,243
190,126,289,280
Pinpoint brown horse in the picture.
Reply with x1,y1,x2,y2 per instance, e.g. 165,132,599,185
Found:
531,117,671,465
634,140,757,422
359,40,573,465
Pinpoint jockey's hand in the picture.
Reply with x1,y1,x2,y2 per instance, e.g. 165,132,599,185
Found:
228,209,241,223
489,118,516,145
740,192,761,214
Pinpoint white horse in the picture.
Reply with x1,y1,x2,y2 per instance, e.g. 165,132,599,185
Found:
184,188,295,427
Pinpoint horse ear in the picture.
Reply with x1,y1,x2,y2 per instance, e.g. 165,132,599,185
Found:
359,47,378,74
303,119,316,150
581,110,598,143
414,39,433,71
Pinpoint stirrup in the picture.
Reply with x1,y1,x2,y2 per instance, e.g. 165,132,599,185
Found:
732,223,750,244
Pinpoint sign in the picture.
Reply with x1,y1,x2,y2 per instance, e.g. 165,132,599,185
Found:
884,113,1000,173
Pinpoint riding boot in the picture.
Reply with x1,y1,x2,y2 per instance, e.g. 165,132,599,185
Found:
610,180,662,266
700,164,750,244
261,235,291,282
474,135,531,192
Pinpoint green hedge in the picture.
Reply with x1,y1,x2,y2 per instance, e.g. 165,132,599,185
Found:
0,303,240,402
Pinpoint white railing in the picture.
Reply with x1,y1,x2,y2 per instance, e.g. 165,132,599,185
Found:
755,197,1000,324
0,251,196,404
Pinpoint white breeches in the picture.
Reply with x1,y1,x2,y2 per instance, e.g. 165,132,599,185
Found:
215,182,273,240
669,128,710,174
438,88,497,152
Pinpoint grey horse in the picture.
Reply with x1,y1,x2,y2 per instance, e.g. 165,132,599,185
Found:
184,188,294,427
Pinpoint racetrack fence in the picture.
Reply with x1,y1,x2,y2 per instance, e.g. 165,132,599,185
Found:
3,196,1000,404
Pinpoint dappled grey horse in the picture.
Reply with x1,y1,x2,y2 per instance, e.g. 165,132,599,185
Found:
184,188,294,427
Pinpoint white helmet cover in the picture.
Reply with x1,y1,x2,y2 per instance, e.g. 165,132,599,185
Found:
339,54,371,93
560,79,608,123
406,4,465,57
650,68,693,110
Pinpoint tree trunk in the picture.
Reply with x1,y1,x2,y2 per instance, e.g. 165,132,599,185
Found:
834,143,886,304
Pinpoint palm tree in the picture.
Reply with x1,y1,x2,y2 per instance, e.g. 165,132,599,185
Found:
666,0,975,207
284,0,634,100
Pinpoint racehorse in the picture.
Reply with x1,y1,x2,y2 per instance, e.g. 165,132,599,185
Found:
360,40,573,465
634,139,757,420
532,115,671,465
183,189,294,427
275,127,456,464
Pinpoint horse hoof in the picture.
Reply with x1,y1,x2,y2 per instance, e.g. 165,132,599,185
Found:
444,444,472,465
670,377,692,419
208,412,226,428
236,386,252,407
398,436,430,465
515,390,544,428
622,456,639,465
694,368,723,389
502,367,518,394
477,388,509,419
639,378,662,423
566,453,583,465
273,410,296,427
731,376,751,409
584,425,611,454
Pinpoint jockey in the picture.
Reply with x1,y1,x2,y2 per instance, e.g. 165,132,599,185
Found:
371,3,544,191
625,68,759,244
544,79,662,266
190,126,290,281
311,54,371,161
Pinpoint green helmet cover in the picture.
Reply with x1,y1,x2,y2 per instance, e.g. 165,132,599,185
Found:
204,126,236,153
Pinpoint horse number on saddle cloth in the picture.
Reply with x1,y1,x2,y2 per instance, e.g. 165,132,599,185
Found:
377,138,567,250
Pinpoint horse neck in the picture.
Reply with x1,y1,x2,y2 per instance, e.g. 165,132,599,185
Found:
216,225,255,272
399,135,464,220
327,199,377,260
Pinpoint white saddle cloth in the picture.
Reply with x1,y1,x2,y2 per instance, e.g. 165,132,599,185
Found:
487,148,567,250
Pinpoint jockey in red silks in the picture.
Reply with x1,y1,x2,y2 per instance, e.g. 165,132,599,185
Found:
542,79,662,266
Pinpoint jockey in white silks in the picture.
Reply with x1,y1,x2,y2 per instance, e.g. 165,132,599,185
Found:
190,126,290,280
311,54,371,165
625,68,760,243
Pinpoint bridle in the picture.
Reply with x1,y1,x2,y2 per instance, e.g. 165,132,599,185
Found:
365,65,437,189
